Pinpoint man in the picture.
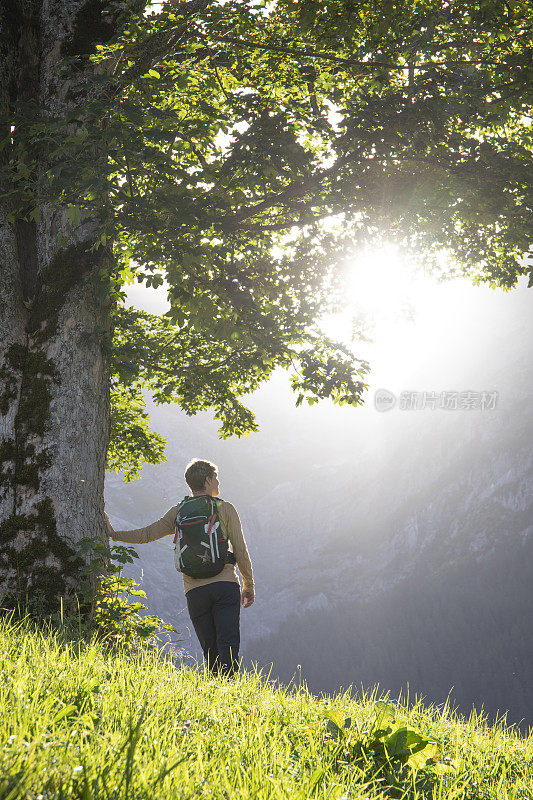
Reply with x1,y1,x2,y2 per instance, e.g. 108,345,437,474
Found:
106,459,254,677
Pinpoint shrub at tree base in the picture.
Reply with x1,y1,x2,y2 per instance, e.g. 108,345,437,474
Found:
71,536,176,648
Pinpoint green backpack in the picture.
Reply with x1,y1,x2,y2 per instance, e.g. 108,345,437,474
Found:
172,495,234,579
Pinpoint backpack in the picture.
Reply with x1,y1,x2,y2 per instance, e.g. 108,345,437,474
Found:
173,495,234,579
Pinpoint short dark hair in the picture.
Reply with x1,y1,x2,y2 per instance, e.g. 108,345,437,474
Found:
184,459,217,492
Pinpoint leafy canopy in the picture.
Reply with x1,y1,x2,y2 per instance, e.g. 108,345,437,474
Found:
3,0,532,478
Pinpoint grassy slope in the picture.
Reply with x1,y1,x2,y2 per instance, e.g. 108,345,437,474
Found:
1,616,532,800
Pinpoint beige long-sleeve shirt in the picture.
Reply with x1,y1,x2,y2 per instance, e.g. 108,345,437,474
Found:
110,499,254,595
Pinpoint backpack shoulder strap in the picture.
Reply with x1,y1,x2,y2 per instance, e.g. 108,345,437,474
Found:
173,496,194,544
176,495,196,514
212,497,231,543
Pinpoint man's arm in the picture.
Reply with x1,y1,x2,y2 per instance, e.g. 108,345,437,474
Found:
221,502,254,607
105,506,178,544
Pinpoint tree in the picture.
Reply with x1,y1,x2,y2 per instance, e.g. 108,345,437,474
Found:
1,0,531,614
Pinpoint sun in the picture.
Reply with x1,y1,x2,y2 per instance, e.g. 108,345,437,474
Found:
319,244,439,347
345,244,421,318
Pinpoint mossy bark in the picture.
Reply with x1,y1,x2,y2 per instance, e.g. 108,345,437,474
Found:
0,0,116,616
0,245,112,616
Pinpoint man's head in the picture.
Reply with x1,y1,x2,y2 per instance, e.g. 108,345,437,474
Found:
184,459,220,496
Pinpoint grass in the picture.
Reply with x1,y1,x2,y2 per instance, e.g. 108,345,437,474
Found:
1,614,532,800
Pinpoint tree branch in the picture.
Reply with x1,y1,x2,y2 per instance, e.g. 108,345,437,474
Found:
218,151,357,228
211,36,511,71
90,0,210,106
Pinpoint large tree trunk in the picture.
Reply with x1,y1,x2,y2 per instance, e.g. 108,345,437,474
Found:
0,0,115,615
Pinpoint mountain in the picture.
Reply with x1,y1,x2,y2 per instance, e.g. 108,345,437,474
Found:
105,278,533,727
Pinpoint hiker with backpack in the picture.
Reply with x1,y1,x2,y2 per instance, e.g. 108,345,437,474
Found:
105,459,254,677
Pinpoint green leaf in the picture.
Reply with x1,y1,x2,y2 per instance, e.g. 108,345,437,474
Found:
323,710,345,738
406,742,438,770
372,726,393,740
309,767,325,789
383,727,429,758
52,703,78,724
374,701,396,722
66,205,82,227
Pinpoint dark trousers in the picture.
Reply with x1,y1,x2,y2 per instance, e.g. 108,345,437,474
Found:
186,581,241,677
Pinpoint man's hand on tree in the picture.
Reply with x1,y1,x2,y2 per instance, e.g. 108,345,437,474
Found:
241,588,255,608
105,512,115,539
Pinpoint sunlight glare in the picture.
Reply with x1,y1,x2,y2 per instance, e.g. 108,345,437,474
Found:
321,243,448,345
346,244,419,319
318,244,460,387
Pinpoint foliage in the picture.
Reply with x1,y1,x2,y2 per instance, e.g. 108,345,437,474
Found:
107,382,166,482
1,615,532,799
319,702,445,795
2,0,532,472
71,536,175,647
